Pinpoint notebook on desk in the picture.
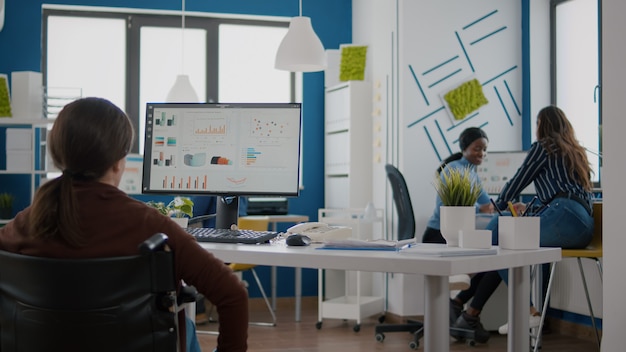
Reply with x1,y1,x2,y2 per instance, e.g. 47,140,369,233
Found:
399,243,498,257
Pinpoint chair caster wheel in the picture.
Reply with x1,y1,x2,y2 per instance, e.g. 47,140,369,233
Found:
353,324,360,332
315,321,322,329
375,333,385,342
408,340,419,350
467,339,476,347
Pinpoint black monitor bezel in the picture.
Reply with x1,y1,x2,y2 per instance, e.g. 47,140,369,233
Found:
141,102,302,198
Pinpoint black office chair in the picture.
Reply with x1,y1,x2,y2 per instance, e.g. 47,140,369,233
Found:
375,164,475,350
0,233,195,352
384,163,417,241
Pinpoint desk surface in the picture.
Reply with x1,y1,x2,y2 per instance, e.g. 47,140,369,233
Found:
199,241,561,276
199,240,561,352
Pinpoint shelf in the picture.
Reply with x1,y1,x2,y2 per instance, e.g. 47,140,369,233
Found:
320,295,384,320
0,118,52,126
0,120,53,208
0,170,48,175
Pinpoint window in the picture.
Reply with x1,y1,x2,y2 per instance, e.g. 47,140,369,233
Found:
45,14,126,116
43,7,295,154
552,0,601,186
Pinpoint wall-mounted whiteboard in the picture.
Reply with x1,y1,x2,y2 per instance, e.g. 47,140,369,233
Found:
476,151,536,195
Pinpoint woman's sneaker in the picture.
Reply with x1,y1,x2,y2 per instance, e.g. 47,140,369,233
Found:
449,299,463,325
498,314,542,334
451,312,491,343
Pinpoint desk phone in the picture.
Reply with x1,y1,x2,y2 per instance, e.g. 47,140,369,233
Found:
286,222,352,242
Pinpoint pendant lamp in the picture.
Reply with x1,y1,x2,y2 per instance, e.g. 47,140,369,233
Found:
166,0,199,102
166,74,199,102
274,0,326,72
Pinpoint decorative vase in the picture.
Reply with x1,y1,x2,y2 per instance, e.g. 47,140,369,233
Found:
171,217,189,228
440,206,476,247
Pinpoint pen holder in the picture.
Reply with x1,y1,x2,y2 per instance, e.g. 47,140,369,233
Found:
498,217,540,250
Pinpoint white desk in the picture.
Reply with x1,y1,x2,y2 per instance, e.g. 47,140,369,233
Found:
239,214,309,320
199,241,560,352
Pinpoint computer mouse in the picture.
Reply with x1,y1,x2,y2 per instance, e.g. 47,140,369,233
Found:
286,233,311,246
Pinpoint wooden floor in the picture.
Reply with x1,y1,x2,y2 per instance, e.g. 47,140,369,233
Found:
195,297,598,351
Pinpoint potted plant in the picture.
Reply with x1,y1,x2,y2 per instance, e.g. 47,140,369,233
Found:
0,192,14,220
146,196,194,228
433,166,482,246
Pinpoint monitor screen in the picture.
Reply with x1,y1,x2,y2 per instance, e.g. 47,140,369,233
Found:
142,102,302,227
476,151,536,195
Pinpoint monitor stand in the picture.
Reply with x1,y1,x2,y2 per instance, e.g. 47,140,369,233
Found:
215,196,239,229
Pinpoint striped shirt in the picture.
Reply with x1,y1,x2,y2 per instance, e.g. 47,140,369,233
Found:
495,141,592,210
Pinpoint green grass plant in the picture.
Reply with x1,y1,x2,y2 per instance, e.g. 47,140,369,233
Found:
433,166,482,206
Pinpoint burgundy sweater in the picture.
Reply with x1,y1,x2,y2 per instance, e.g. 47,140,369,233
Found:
0,181,248,352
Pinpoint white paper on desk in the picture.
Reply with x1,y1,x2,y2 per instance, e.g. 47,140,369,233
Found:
320,238,415,250
399,243,498,257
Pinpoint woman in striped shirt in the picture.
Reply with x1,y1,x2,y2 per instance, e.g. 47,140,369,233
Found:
451,105,595,340
491,105,595,248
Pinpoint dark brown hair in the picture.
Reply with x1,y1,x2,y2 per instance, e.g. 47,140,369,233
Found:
28,97,133,246
437,127,488,174
536,105,593,191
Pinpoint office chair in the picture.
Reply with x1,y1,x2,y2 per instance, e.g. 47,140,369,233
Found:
0,233,194,352
533,202,603,352
375,164,475,350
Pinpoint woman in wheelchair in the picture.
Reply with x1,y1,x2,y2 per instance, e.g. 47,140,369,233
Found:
0,97,249,352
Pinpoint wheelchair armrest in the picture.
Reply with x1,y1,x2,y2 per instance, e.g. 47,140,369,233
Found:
139,233,169,254
178,285,200,305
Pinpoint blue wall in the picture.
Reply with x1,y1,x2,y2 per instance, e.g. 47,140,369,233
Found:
0,0,352,298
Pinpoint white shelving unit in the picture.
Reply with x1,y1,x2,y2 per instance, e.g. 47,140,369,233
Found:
316,210,385,331
324,81,372,209
319,81,381,331
0,118,51,224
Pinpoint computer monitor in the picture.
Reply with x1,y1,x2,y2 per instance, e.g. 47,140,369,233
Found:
142,102,302,228
476,151,536,195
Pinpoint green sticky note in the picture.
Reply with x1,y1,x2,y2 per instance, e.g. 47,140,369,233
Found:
0,76,12,117
339,46,367,81
444,79,488,121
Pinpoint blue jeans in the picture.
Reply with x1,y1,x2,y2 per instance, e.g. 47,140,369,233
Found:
489,197,594,250
186,317,202,352
467,197,594,311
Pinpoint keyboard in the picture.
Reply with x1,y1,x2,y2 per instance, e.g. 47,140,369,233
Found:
186,227,280,244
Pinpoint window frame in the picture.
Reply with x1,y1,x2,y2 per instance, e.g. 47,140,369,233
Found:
550,0,602,189
42,8,293,153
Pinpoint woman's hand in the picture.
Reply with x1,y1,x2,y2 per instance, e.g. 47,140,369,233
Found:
479,203,494,214
513,202,526,215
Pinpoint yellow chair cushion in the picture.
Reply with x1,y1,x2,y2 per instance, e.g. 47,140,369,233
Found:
562,202,603,259
229,217,271,271
561,246,602,259
229,263,257,272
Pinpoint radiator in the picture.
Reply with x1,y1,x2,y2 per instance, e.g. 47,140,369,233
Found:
549,257,603,318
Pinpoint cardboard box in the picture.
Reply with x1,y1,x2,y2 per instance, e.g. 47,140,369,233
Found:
498,217,540,250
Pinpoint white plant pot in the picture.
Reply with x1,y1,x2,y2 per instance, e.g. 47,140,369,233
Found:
171,217,189,228
440,206,476,247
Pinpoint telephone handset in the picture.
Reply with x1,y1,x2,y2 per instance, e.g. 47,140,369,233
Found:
286,222,352,242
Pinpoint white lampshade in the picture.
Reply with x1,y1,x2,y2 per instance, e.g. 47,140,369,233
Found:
166,74,199,102
275,16,327,72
